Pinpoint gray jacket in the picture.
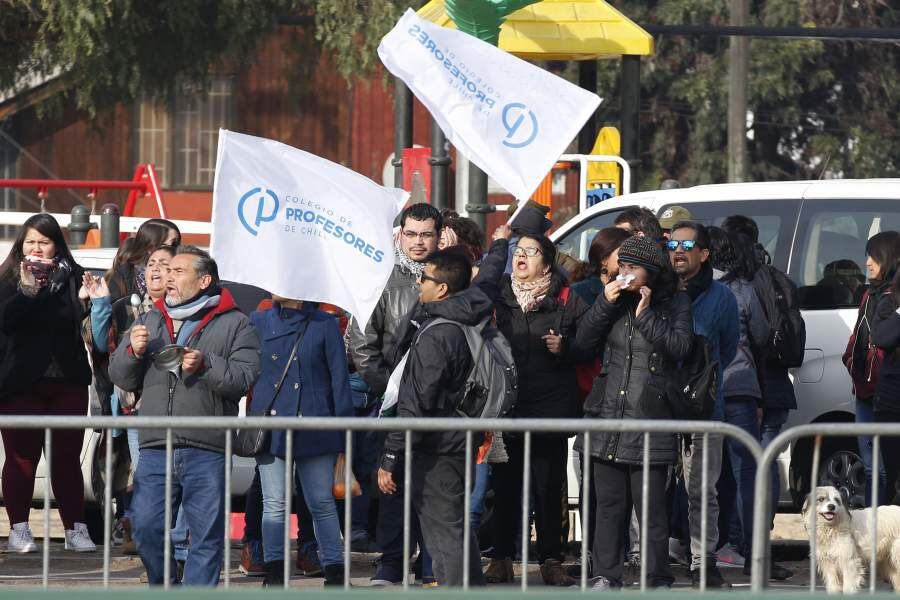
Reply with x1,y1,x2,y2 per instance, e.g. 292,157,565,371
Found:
108,289,261,452
346,262,419,397
722,278,768,399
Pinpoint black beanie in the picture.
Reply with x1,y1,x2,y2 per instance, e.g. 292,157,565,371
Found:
510,204,552,236
617,235,666,272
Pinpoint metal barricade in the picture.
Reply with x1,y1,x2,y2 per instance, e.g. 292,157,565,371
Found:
750,422,900,593
1,415,760,591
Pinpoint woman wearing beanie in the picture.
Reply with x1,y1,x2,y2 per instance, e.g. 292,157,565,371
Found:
483,233,589,587
575,235,693,591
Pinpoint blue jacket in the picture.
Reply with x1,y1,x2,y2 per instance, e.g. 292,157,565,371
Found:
249,304,353,459
691,279,739,420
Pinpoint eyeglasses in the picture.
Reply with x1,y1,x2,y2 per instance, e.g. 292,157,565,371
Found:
512,246,543,258
401,230,437,241
417,272,445,285
666,239,698,252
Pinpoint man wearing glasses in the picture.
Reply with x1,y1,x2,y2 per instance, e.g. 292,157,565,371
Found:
346,202,442,586
667,222,739,588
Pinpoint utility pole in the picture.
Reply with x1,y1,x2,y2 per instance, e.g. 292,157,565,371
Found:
728,0,750,182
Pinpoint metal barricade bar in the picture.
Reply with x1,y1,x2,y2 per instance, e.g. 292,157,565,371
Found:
751,422,900,593
14,415,761,590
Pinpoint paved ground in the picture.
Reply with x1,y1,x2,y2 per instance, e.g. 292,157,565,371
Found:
0,512,888,591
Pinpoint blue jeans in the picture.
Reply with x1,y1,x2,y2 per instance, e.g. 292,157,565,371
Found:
127,431,189,561
470,463,491,533
132,447,225,586
257,452,343,567
856,399,887,506
724,397,759,556
759,407,789,526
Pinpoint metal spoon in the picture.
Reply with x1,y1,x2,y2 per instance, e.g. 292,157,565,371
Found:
130,293,141,320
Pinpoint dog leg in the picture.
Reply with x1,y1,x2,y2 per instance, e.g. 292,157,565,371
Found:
822,565,843,595
843,558,862,594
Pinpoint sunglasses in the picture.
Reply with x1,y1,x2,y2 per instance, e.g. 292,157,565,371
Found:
666,239,698,252
417,272,446,285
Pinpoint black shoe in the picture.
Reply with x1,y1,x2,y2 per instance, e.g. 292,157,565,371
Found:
324,563,347,587
175,559,185,583
263,560,286,588
742,561,793,581
691,562,731,589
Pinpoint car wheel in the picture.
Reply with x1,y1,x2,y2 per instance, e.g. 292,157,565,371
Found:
818,445,867,508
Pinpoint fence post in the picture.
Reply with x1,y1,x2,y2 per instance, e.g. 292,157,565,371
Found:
69,204,92,246
100,203,120,248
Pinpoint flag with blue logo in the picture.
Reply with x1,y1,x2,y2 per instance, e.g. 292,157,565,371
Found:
378,9,602,201
211,129,408,329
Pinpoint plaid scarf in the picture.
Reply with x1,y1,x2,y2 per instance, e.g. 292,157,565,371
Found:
511,272,552,313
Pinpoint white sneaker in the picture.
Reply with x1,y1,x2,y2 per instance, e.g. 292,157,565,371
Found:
6,522,38,553
64,522,96,552
715,543,745,568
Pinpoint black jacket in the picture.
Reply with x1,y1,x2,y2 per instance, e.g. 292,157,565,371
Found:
871,293,900,413
495,272,589,420
0,268,92,399
575,288,693,465
381,286,494,471
846,280,892,402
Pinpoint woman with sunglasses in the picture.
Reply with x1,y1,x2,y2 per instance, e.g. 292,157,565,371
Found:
575,235,692,590
483,233,589,587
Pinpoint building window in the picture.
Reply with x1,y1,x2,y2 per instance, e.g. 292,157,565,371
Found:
135,76,233,189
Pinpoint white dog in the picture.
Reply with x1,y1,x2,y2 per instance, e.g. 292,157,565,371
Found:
802,485,900,593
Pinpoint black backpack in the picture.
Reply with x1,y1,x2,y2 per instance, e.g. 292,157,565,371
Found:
417,316,519,419
752,264,806,368
666,334,718,420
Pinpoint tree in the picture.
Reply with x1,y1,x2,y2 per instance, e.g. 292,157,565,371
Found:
594,0,898,187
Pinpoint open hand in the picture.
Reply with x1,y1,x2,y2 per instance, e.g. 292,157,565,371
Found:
81,273,110,300
603,279,623,303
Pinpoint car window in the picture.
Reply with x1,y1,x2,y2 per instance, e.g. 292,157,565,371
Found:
555,206,631,261
792,199,900,310
657,200,801,272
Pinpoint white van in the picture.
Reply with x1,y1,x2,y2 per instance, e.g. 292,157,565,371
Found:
552,178,900,508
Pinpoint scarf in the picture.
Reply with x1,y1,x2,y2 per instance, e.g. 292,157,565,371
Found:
684,262,714,302
394,244,426,278
165,291,221,346
511,272,552,313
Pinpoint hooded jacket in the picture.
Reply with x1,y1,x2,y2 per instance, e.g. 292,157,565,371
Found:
495,271,589,420
346,261,420,397
575,287,693,465
109,287,261,452
381,286,494,469
0,267,92,398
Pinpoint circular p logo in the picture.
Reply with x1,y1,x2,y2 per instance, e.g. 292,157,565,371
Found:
237,187,279,236
501,102,539,149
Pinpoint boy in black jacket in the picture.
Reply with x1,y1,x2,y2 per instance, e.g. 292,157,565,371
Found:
377,249,489,587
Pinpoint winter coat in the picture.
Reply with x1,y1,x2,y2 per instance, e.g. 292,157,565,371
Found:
0,268,92,399
109,288,261,452
382,286,495,466
346,262,419,397
248,304,353,459
495,272,590,420
870,293,900,413
722,277,768,400
570,277,605,307
688,271,739,419
845,280,892,402
575,289,693,465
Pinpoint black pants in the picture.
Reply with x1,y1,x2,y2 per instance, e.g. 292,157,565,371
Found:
875,408,900,504
592,459,673,587
411,454,484,587
491,433,567,563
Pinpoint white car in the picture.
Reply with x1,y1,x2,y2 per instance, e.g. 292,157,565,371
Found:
0,244,262,537
553,178,900,509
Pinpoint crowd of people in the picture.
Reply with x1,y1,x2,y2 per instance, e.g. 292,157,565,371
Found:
1,200,899,591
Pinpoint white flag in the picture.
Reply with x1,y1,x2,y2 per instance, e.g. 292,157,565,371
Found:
211,130,408,329
378,9,601,201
